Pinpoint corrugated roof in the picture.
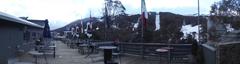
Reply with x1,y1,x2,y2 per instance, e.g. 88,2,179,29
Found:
0,12,44,28
28,19,47,26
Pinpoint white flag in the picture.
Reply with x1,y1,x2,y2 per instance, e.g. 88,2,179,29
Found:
81,20,84,33
155,14,160,30
141,0,148,27
141,0,148,19
207,17,213,30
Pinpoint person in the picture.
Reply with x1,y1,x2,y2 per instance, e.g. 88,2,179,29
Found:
186,34,201,64
186,34,198,56
35,38,43,51
85,40,95,58
113,38,120,53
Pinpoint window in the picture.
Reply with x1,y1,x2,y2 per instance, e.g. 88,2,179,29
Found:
23,31,30,40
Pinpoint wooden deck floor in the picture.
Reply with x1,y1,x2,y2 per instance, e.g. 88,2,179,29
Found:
17,40,163,64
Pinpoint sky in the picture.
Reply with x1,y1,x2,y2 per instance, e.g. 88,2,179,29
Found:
0,0,220,30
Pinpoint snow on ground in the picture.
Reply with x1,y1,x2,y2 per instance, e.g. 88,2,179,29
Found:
133,17,141,29
134,22,139,28
112,24,120,29
225,24,234,32
97,18,104,22
181,25,200,41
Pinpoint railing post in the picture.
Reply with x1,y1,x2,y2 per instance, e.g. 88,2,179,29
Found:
141,44,145,59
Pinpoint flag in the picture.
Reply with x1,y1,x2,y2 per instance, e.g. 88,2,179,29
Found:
88,11,93,33
87,22,92,33
80,20,84,33
84,11,93,38
183,19,186,26
104,3,111,28
155,13,160,30
85,22,93,38
141,0,148,28
89,11,93,30
207,17,213,30
43,20,51,38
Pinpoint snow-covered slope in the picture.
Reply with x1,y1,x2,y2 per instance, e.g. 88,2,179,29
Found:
181,25,200,40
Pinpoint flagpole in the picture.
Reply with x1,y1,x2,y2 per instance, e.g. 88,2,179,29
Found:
197,0,200,44
104,1,108,41
89,10,92,39
141,17,144,43
141,0,145,43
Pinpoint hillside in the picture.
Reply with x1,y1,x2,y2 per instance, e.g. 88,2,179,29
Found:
54,12,208,42
54,17,100,32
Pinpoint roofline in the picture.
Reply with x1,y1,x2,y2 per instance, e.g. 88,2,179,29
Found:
0,12,44,28
27,19,48,21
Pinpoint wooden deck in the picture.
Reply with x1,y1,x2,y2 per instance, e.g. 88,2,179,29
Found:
16,40,163,64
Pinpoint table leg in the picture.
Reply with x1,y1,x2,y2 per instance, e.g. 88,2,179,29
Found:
34,55,38,64
104,49,112,64
159,54,161,64
54,47,56,58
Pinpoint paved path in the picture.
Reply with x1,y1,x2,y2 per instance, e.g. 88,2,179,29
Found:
54,41,104,64
18,41,104,64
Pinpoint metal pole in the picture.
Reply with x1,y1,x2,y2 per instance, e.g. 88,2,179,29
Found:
141,18,144,43
198,0,200,43
141,0,144,43
105,2,108,41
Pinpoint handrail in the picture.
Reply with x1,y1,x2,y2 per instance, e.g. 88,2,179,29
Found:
118,43,193,60
118,42,192,46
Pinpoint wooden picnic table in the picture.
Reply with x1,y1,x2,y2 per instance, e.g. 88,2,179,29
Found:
49,45,56,58
78,44,89,55
28,51,44,64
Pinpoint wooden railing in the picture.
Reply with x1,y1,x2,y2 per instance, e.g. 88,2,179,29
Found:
60,39,193,63
118,43,192,63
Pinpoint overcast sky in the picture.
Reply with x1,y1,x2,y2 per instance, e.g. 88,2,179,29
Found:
0,0,220,30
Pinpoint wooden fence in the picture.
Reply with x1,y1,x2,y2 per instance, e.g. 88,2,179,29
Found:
118,43,192,64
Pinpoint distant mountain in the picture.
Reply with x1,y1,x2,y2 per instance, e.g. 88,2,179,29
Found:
54,17,100,32
53,12,207,42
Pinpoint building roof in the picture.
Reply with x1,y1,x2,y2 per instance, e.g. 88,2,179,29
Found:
0,12,44,28
28,19,47,26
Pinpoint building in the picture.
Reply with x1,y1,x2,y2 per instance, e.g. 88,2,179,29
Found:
20,17,51,40
0,12,44,64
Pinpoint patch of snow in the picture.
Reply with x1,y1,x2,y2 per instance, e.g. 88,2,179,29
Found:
96,26,99,30
97,18,104,22
225,24,234,32
148,12,152,15
128,13,138,16
112,25,119,29
133,17,141,29
133,22,139,28
76,26,79,29
181,25,200,41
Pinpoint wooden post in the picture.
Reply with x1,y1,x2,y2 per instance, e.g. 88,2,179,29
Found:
141,45,145,59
